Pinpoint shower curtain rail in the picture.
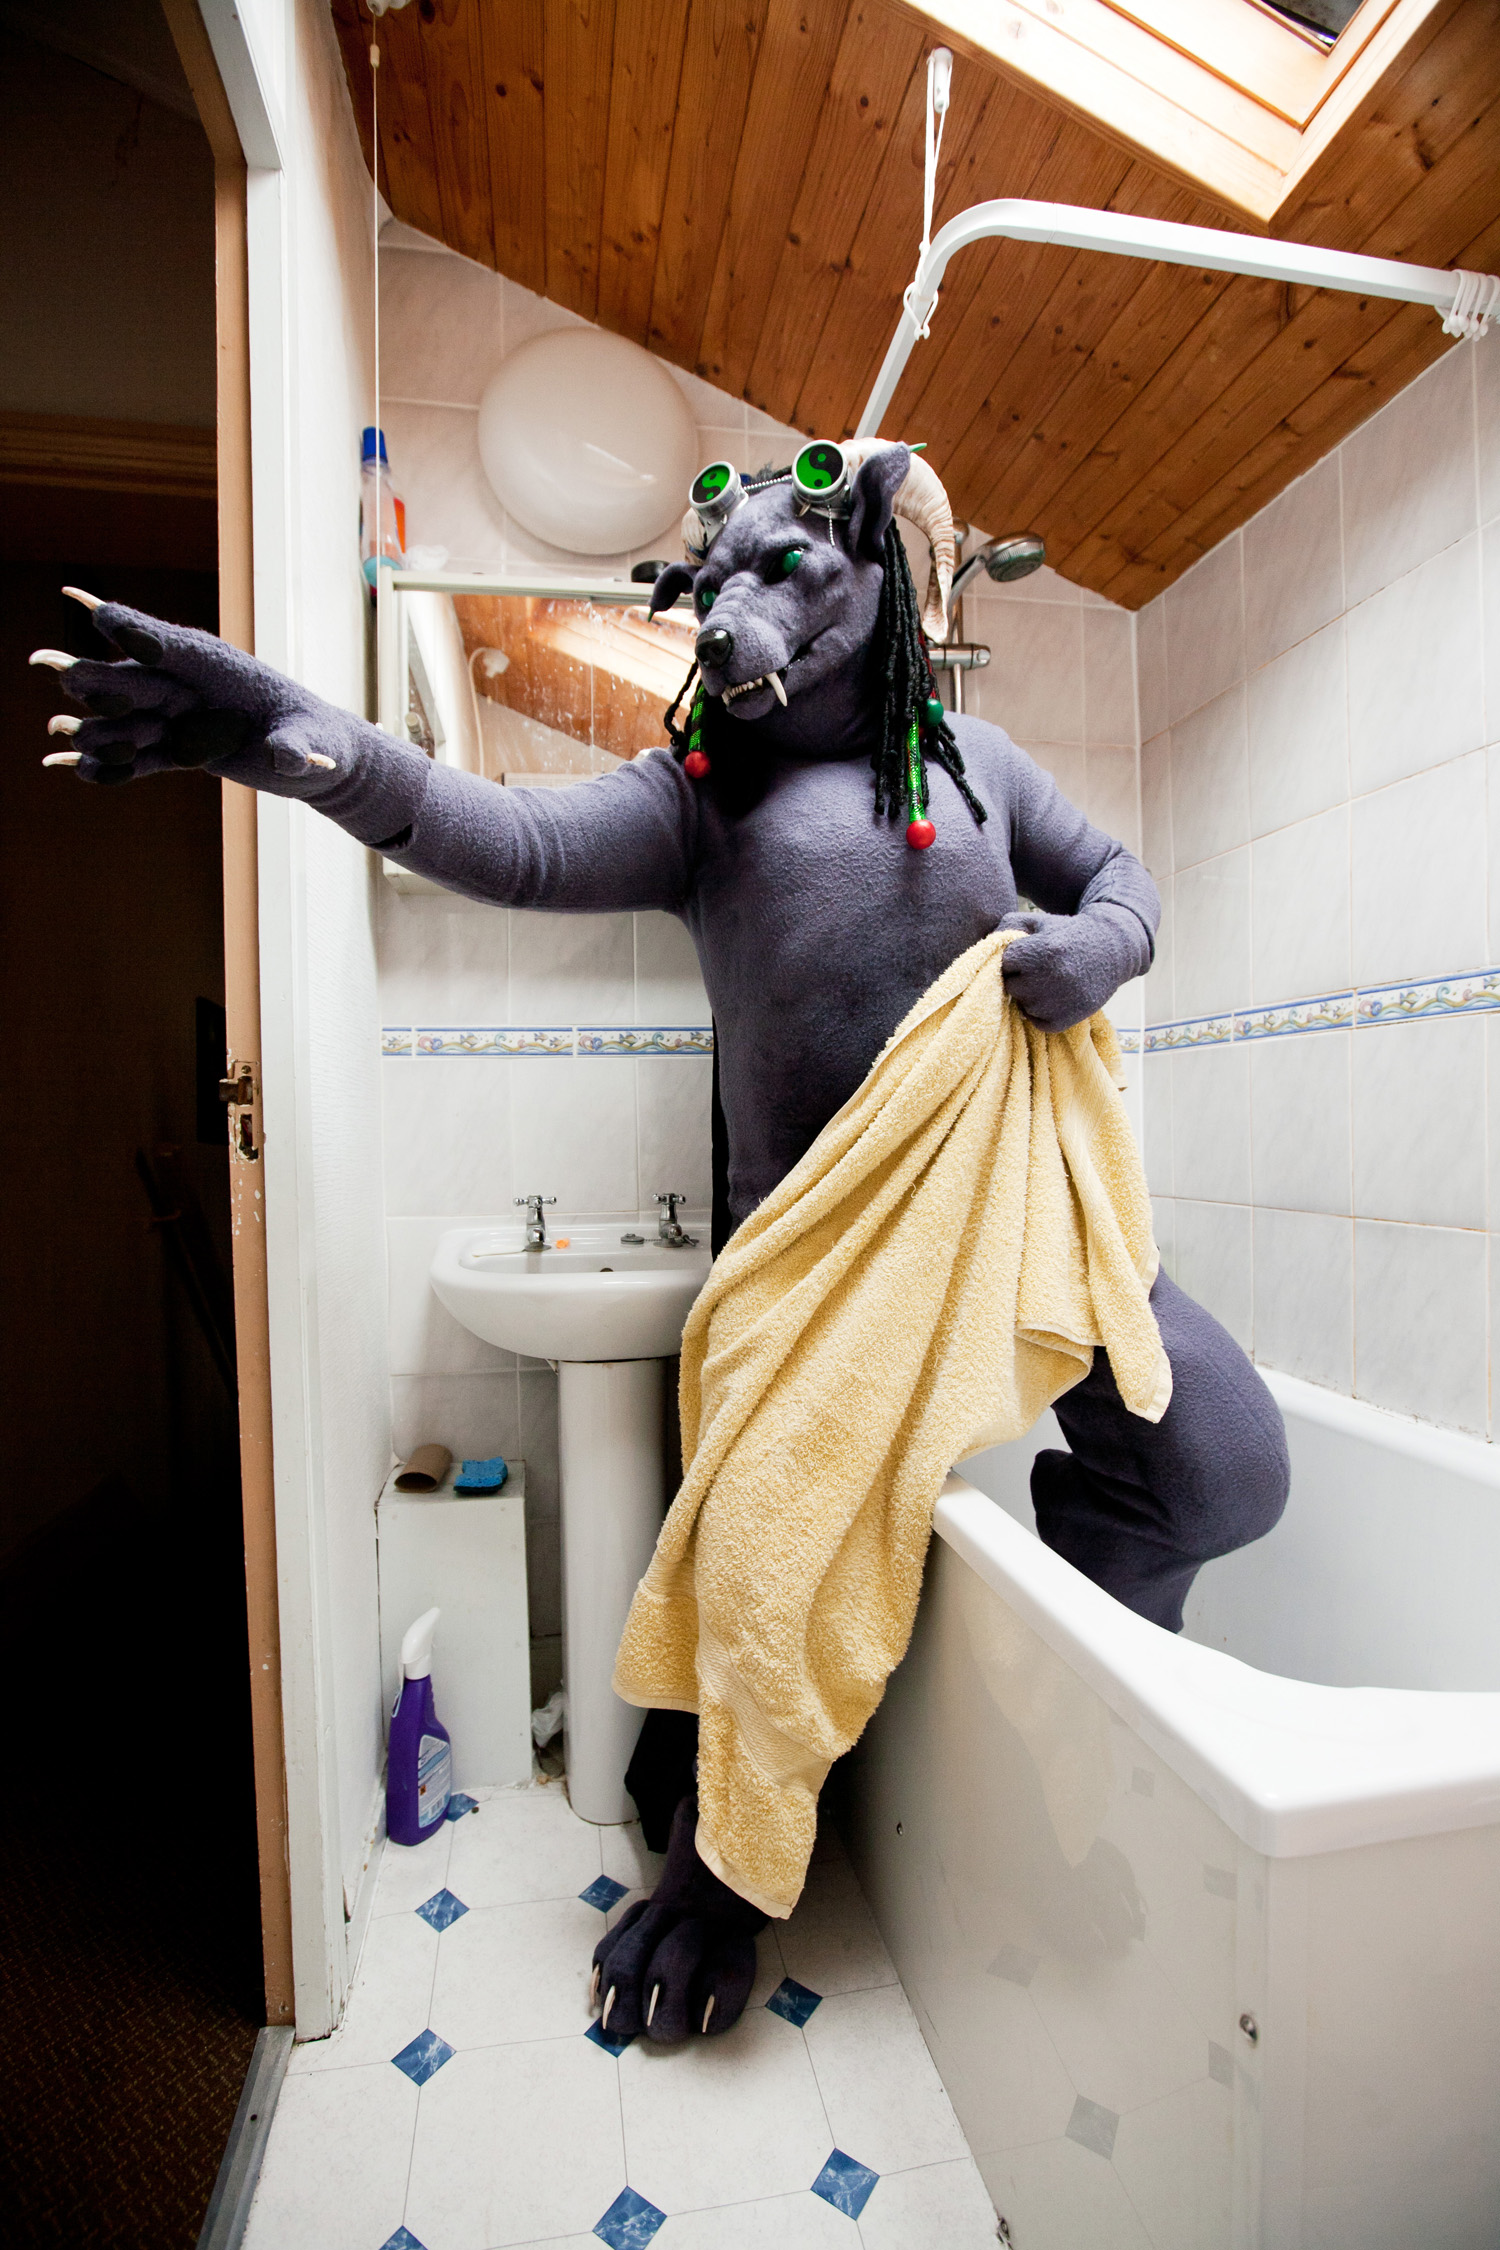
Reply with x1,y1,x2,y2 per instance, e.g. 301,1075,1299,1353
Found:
855,197,1497,438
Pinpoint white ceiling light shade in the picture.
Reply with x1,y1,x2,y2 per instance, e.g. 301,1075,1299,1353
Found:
477,328,698,556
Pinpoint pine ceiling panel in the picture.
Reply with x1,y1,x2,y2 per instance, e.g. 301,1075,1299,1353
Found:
332,0,1500,605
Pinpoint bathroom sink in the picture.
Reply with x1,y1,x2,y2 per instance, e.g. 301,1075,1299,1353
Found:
430,1221,711,1363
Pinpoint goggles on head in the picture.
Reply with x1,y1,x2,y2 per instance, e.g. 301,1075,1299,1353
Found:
685,440,857,558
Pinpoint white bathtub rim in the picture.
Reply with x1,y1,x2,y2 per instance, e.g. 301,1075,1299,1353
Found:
1257,1363,1500,1485
935,1448,1500,1862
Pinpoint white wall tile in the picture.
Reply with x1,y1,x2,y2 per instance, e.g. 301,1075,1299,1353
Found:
1144,1059,1173,1196
1251,808,1350,1005
1248,1032,1351,1216
1346,536,1484,794
1243,452,1343,673
1173,1200,1253,1352
971,598,1085,743
1137,597,1169,743
510,1055,640,1216
1477,334,1500,527
1140,730,1171,879
380,243,503,408
1083,606,1137,746
1350,753,1487,987
1172,851,1251,1018
634,909,710,1023
383,1057,514,1217
1352,1016,1487,1228
380,397,507,573
391,1369,522,1460
1172,1045,1251,1205
1084,745,1140,853
387,1215,514,1375
508,910,635,1027
378,887,510,1026
1151,1192,1175,1272
1164,534,1243,724
1354,1221,1488,1432
1252,1208,1352,1393
1245,619,1349,839
1482,522,1500,749
1170,685,1248,870
1341,345,1476,607
1142,874,1174,1024
1489,742,1500,969
635,1054,713,1215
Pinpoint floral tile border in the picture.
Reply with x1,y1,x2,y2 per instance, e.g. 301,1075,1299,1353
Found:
1146,968,1500,1052
386,1025,716,1058
578,1026,715,1057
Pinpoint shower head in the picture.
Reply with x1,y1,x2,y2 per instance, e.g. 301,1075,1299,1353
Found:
945,532,1047,620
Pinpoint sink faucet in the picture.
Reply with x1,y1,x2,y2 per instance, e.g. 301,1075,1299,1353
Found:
516,1193,557,1251
654,1191,699,1248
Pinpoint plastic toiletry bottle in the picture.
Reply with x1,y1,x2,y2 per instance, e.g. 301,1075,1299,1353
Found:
361,425,407,586
387,1606,452,1845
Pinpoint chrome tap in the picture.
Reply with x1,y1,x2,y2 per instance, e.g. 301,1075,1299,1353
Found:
654,1191,699,1248
516,1193,556,1251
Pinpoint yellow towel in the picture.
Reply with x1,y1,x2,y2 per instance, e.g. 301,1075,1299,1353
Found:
612,930,1170,1918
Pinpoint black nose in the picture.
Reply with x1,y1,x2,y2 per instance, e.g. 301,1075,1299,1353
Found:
695,625,734,670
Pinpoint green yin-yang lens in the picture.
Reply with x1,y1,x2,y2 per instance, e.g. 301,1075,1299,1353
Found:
794,441,844,494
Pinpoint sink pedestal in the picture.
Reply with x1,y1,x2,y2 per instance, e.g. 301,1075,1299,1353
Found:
558,1357,669,1824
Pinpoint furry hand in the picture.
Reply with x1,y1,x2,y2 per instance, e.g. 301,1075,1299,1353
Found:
33,597,385,791
1000,907,1140,1032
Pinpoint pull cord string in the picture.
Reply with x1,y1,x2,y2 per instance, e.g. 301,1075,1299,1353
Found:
371,12,381,500
902,49,950,343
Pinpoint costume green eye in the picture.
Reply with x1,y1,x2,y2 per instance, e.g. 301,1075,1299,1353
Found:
698,584,715,611
779,547,805,578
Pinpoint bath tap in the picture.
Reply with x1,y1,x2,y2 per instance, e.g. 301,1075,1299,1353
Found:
516,1193,556,1251
654,1191,699,1248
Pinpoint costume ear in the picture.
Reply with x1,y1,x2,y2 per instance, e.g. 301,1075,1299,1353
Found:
648,562,696,616
846,443,910,561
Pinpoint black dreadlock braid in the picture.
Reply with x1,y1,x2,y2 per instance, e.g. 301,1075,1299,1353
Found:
871,520,987,829
665,499,987,835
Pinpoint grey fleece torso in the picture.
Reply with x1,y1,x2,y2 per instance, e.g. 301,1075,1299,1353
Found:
361,716,1158,1225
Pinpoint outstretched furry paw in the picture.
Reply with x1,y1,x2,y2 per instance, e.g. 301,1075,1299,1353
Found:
590,1796,764,2044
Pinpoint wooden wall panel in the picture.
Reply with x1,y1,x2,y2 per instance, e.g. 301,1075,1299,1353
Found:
329,0,1500,605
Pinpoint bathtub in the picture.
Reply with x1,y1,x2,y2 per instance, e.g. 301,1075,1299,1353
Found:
845,1369,1500,2250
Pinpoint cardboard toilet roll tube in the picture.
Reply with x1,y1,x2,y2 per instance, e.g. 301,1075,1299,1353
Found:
394,1443,452,1493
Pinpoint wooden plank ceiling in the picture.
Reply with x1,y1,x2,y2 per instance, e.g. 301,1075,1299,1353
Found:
331,0,1500,607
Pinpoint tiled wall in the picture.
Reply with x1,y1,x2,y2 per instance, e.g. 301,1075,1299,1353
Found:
1138,336,1500,1436
375,223,1142,1683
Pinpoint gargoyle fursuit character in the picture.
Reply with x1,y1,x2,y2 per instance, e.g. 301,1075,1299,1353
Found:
31,437,1288,2045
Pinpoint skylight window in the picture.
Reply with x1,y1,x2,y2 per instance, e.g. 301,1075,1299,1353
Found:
1257,0,1363,41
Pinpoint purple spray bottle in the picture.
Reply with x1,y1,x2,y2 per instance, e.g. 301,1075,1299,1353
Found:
387,1606,452,1846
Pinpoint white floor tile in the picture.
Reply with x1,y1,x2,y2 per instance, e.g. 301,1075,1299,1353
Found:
620,2005,835,2213
446,1782,602,1908
857,2157,999,2248
372,1823,453,1915
750,1925,787,2007
289,1912,438,2075
662,2189,852,2246
803,1985,968,2174
242,2063,417,2250
430,1894,601,2047
404,2037,626,2249
778,1857,899,1998
980,2134,1155,2250
599,1818,664,1893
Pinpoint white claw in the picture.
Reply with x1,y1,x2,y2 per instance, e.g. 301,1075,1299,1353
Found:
305,752,337,770
61,585,105,611
48,714,82,736
701,1995,715,2034
601,1985,616,2032
646,1984,659,2029
43,750,82,767
30,648,77,671
769,670,787,706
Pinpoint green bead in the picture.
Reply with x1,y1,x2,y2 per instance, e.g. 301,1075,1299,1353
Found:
925,695,944,729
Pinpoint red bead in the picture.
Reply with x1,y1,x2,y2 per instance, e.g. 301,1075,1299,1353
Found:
684,749,711,779
906,818,936,850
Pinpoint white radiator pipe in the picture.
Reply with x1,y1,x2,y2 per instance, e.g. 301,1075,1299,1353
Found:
856,196,1496,438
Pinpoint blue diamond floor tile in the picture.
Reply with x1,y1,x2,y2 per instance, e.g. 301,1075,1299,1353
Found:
811,2149,880,2220
390,2028,455,2087
593,2185,667,2247
379,2230,428,2250
579,1874,629,1913
586,2018,634,2056
414,1888,469,1934
765,1975,822,2027
444,1792,479,1822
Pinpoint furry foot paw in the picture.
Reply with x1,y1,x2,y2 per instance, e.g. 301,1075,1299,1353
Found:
589,1797,765,2044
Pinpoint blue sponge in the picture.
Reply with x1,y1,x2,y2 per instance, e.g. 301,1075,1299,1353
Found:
454,1455,508,1494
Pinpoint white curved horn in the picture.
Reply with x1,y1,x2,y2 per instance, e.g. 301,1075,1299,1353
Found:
842,439,955,642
